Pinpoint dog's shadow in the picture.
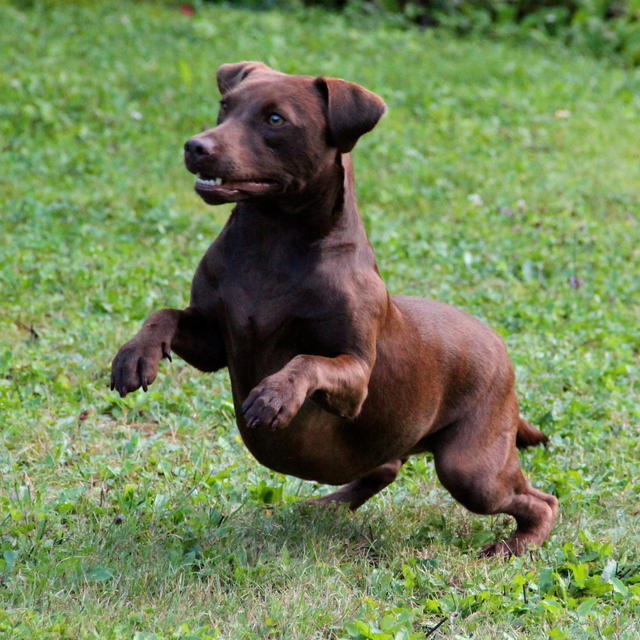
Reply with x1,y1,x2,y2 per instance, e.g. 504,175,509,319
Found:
77,492,511,594
174,497,504,577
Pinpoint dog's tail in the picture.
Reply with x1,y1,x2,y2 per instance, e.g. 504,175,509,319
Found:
516,418,548,449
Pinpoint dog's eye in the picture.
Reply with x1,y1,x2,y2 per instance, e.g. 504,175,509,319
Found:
267,113,285,127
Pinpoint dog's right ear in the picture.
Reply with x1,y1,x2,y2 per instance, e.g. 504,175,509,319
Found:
217,61,272,94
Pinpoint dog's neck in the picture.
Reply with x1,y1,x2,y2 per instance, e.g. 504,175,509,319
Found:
235,153,367,245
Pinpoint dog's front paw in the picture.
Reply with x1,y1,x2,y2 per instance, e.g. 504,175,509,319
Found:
241,375,306,430
110,339,170,398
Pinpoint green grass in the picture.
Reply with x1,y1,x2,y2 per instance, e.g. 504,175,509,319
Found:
1,1,640,639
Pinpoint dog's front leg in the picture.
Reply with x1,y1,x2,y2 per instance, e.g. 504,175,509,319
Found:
241,354,370,430
111,307,225,397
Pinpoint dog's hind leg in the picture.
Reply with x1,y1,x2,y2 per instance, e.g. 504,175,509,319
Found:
430,395,558,557
311,457,408,511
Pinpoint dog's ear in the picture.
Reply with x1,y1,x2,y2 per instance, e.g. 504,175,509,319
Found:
217,61,272,94
315,77,386,153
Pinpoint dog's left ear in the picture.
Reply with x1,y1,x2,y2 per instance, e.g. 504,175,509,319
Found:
315,77,386,153
217,61,272,94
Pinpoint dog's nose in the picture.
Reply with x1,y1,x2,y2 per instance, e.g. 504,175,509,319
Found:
184,137,217,159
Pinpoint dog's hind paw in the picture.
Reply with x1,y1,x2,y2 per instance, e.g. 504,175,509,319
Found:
481,536,540,558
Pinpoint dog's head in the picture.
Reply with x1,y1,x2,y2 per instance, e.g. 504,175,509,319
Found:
184,61,386,205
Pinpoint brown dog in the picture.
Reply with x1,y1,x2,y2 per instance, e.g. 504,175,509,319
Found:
111,62,558,556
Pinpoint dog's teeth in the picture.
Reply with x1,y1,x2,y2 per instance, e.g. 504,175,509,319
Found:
196,176,223,186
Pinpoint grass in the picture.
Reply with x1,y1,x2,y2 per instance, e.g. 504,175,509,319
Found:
1,1,640,638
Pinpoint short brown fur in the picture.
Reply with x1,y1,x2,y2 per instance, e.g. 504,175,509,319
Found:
111,62,557,556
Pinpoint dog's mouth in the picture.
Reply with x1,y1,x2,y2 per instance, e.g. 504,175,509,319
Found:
195,173,279,204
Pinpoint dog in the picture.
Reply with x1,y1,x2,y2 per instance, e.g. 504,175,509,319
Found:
111,61,558,556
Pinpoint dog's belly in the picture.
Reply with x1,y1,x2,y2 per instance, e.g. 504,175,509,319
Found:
235,405,362,484
234,399,427,485
227,336,442,485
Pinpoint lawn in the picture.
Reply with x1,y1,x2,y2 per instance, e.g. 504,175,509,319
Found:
1,1,639,639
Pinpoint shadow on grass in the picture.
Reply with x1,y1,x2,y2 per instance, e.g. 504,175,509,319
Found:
101,495,499,573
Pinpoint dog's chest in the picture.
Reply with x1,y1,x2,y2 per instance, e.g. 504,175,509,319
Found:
201,220,359,366
223,277,298,342
214,253,320,352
